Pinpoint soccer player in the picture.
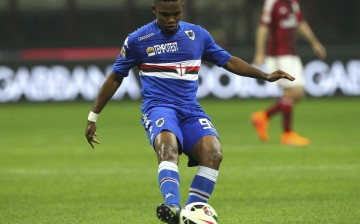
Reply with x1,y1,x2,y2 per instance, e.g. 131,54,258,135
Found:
251,0,327,146
84,0,294,223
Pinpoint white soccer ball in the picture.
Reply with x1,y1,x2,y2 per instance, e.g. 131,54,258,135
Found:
179,202,218,224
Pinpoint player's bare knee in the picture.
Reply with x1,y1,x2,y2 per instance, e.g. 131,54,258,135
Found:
154,131,179,163
156,143,179,164
200,147,222,169
211,149,223,167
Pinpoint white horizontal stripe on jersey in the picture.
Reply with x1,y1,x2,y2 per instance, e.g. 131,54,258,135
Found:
139,59,201,81
139,70,198,81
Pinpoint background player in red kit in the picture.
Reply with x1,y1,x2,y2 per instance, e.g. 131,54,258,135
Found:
251,0,327,146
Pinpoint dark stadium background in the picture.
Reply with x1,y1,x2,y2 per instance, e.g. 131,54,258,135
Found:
0,0,359,62
1,0,359,103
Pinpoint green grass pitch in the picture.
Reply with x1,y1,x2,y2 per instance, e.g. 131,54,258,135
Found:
1,97,359,223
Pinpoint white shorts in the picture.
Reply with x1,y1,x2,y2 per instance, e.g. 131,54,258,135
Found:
265,55,305,88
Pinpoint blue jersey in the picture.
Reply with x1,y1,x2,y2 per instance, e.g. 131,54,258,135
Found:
113,20,231,111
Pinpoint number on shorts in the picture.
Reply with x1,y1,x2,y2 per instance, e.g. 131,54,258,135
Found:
199,118,213,129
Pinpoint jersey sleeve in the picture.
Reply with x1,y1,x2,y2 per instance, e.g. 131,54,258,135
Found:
112,36,140,77
200,27,231,67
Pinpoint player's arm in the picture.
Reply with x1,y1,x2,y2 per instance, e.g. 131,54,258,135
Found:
297,20,327,59
224,56,295,82
253,24,269,65
84,72,124,148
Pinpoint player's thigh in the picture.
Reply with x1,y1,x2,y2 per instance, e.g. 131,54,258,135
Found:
192,135,222,169
180,115,220,157
141,107,183,149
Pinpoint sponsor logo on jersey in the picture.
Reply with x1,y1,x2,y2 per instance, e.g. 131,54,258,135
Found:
185,30,195,40
146,47,156,57
138,33,155,41
146,42,179,57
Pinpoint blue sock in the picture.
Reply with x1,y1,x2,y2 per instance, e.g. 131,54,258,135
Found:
158,161,181,207
186,166,219,205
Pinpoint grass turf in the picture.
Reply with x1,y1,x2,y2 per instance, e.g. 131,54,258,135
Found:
1,97,359,223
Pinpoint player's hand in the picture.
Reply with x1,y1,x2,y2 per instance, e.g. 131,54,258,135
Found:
267,69,295,82
84,121,100,149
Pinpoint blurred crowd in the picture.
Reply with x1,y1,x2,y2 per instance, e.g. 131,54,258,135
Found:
0,0,359,50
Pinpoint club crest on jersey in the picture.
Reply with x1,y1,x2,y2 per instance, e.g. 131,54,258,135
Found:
185,30,195,40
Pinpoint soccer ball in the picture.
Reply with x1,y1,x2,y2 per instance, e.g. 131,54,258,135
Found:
180,202,218,224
